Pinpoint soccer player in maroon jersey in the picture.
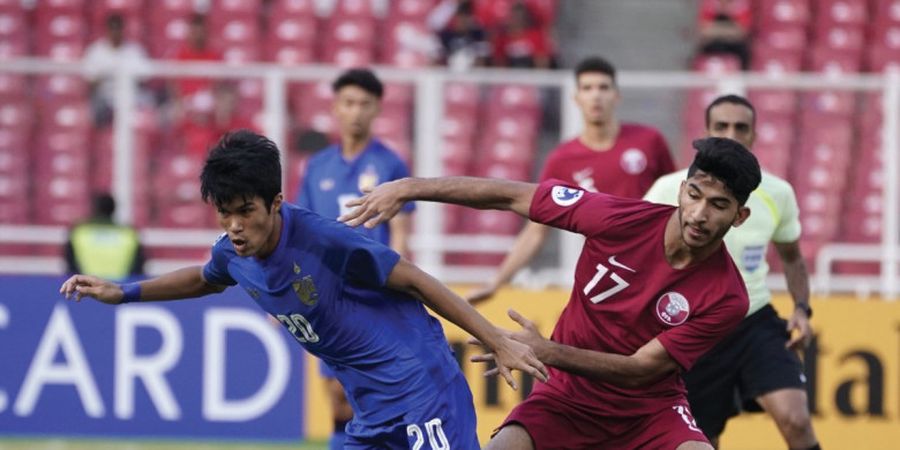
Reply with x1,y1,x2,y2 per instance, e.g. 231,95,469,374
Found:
341,137,761,449
466,56,675,304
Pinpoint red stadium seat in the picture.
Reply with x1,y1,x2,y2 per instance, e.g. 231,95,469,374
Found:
815,0,868,26
390,0,436,19
323,45,373,67
441,138,475,166
210,0,261,14
271,0,316,16
34,176,91,225
444,83,481,112
0,101,34,129
333,0,375,18
38,101,92,131
807,47,862,75
324,16,375,47
751,46,804,74
35,74,89,100
0,9,27,41
487,84,541,113
756,24,808,52
0,73,27,100
692,54,742,74
36,0,85,12
748,90,798,115
757,0,811,27
813,25,865,52
800,90,857,116
265,16,317,64
148,13,191,59
372,105,411,140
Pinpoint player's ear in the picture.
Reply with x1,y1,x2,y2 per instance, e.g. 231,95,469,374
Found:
732,205,751,228
272,193,284,213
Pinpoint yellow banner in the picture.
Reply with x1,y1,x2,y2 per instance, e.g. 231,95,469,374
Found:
304,289,900,449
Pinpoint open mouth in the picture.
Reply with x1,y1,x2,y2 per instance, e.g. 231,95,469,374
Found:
231,237,248,252
687,225,707,239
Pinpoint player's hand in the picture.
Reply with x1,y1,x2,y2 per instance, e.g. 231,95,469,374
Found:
786,307,813,351
465,282,500,305
469,309,550,388
339,179,408,229
59,274,124,305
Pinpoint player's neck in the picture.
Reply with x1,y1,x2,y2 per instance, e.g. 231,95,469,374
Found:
340,135,372,160
579,119,619,151
662,212,721,269
256,212,283,260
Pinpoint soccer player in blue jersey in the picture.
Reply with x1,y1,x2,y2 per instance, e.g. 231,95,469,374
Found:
297,68,414,449
60,130,548,449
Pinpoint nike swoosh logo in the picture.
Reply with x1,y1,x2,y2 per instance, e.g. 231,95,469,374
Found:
608,255,636,273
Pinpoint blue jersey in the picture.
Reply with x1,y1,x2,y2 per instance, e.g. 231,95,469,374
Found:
297,139,414,246
202,204,461,428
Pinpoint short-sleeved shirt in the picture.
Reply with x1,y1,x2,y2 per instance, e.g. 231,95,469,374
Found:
539,124,675,199
528,180,749,417
297,139,414,246
643,169,802,316
202,204,460,427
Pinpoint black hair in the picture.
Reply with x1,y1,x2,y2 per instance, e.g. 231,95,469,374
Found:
92,193,116,218
332,68,383,99
200,130,282,211
189,13,206,26
705,94,756,128
106,14,124,29
575,56,617,84
687,137,761,206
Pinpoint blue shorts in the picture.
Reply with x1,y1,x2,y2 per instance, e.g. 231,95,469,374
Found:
344,374,480,449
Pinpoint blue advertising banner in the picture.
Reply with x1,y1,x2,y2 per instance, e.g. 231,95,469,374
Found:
0,275,306,440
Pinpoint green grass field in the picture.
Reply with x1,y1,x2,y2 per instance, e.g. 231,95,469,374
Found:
0,439,327,450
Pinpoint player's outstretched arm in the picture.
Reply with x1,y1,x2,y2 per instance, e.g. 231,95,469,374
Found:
386,258,549,390
340,177,537,229
60,266,226,305
472,310,678,389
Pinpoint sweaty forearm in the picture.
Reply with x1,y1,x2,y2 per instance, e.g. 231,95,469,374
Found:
135,266,225,302
401,177,535,217
538,340,666,388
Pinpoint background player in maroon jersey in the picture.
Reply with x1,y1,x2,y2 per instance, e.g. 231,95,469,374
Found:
467,56,675,304
341,137,761,449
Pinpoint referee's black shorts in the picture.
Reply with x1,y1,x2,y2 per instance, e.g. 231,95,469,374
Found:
683,303,806,439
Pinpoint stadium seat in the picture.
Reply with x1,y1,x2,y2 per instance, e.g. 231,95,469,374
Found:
380,19,434,67
265,16,317,64
333,0,375,18
271,0,316,17
751,46,804,74
813,25,865,52
0,100,34,129
35,74,89,100
808,46,863,74
389,0,436,19
444,82,481,112
758,0,811,27
34,175,91,225
0,73,27,100
800,90,856,116
210,0,261,14
815,0,868,27
383,83,414,109
692,54,742,75
756,24,808,53
748,90,798,115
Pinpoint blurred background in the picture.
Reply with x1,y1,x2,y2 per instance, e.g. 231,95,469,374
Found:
1,0,899,449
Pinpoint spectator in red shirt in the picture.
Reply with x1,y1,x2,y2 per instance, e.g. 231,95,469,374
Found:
173,14,221,97
697,0,751,69
179,82,257,157
491,1,552,68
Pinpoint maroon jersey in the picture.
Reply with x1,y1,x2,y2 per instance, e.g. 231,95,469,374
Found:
527,180,748,417
539,123,674,198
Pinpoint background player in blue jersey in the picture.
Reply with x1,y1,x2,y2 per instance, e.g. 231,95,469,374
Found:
297,68,415,449
60,130,548,449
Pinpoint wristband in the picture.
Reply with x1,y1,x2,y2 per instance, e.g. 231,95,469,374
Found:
120,283,142,303
795,302,812,319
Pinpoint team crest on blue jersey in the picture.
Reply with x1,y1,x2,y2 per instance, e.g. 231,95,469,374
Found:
358,165,379,192
551,185,584,206
293,275,319,306
656,292,690,326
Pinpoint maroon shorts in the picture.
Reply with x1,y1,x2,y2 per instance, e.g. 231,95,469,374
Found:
496,388,709,450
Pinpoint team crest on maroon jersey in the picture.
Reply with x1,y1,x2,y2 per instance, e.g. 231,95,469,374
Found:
620,148,648,174
656,292,690,326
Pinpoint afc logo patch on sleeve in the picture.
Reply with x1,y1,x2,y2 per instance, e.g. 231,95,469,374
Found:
551,186,584,207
